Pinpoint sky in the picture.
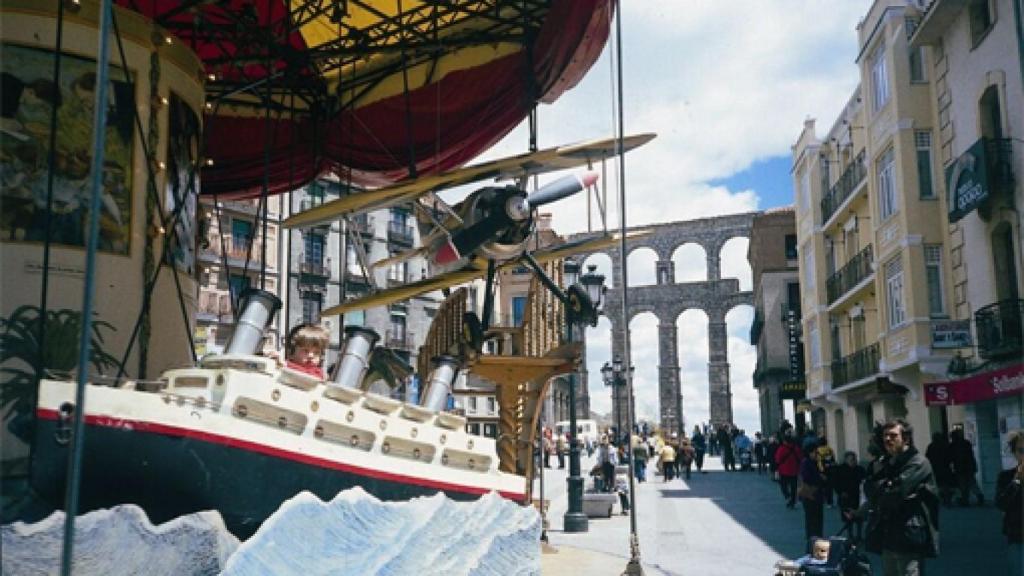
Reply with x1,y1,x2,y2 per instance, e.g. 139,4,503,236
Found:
443,1,873,435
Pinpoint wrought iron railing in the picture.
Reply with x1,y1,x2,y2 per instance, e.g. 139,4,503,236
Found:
387,221,415,245
826,244,873,305
349,214,375,235
298,257,331,279
831,342,880,389
976,299,1023,360
821,150,867,224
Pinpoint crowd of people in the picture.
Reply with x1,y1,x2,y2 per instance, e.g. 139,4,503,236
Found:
539,418,1022,576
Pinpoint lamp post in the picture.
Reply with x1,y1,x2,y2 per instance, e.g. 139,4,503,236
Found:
562,259,604,534
603,358,633,445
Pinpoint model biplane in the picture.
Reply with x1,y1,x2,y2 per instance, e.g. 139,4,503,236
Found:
283,133,655,328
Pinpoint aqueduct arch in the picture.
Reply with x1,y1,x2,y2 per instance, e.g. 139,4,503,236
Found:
571,212,756,435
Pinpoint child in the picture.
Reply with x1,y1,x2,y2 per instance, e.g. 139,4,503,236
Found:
283,323,329,379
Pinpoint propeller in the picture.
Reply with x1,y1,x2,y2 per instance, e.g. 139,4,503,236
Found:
434,172,597,265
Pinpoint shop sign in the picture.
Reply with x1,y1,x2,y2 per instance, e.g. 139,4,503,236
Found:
781,380,807,400
924,363,1024,406
786,308,804,380
931,319,972,349
946,138,990,223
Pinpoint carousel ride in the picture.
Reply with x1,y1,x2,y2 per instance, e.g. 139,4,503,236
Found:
1,0,653,546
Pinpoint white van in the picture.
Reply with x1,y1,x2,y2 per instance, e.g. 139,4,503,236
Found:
555,419,599,446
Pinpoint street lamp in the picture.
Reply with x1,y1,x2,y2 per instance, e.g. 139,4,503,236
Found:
562,259,604,534
603,358,633,444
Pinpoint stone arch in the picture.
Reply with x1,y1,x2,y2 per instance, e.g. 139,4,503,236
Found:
719,236,753,290
626,246,658,287
676,308,710,428
671,243,707,283
584,315,613,416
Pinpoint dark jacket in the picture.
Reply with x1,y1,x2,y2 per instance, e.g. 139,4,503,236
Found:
692,433,706,453
864,447,940,557
925,439,954,487
996,467,1022,543
832,463,866,511
949,437,977,477
799,457,825,502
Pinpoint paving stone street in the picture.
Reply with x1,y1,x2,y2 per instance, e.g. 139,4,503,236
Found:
538,455,1011,576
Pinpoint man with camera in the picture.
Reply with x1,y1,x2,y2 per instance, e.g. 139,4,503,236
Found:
861,418,939,576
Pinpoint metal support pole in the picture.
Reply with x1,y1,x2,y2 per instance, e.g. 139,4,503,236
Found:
61,1,113,572
563,320,588,532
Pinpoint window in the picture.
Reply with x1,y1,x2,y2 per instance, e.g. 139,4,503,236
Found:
231,219,253,249
877,148,897,220
483,423,497,438
390,314,406,339
909,46,927,83
301,292,322,324
925,245,945,317
915,131,934,199
468,396,477,412
784,235,798,260
228,274,250,302
885,257,906,328
969,0,994,46
304,233,324,264
487,397,496,414
870,42,890,112
511,296,527,327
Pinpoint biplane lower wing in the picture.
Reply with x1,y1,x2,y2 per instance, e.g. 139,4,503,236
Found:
282,133,656,230
321,230,651,316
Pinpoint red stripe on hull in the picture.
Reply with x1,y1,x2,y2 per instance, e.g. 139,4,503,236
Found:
36,408,525,501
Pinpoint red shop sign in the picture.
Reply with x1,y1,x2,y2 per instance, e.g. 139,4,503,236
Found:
925,363,1024,406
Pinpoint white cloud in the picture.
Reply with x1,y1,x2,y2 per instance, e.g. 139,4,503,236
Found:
478,1,870,434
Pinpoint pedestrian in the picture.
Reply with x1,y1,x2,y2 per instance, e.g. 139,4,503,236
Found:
692,425,707,474
925,432,955,506
832,451,866,540
542,428,553,469
709,426,719,456
594,434,615,492
996,430,1023,576
679,437,696,480
660,440,677,482
799,447,826,548
632,434,648,483
767,435,780,481
718,425,736,471
776,431,803,508
614,459,631,516
816,437,836,507
863,418,940,576
754,432,767,474
950,427,985,506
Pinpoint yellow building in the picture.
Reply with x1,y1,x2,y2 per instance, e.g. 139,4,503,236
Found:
792,0,957,459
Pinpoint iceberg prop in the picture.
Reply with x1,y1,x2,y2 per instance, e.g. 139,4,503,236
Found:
221,488,541,576
1,505,239,576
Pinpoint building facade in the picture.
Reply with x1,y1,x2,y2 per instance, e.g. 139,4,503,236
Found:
793,0,959,460
910,0,1023,492
748,208,803,437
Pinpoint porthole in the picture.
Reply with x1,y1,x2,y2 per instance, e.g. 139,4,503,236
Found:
236,404,248,418
439,434,447,445
467,439,474,450
379,420,387,431
314,425,324,438
468,458,475,470
346,411,355,422
277,416,288,428
350,435,360,447
441,454,449,465
215,375,225,386
271,389,281,401
410,427,418,438
382,442,391,454
412,448,421,459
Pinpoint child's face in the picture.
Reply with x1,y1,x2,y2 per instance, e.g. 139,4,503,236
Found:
289,343,322,367
813,540,830,561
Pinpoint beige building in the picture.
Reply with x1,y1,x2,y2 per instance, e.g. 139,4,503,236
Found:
910,0,1023,492
748,208,803,437
792,0,959,459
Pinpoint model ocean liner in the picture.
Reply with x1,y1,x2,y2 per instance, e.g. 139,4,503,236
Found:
31,289,528,537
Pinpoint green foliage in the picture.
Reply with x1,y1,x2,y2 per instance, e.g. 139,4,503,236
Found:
0,305,120,440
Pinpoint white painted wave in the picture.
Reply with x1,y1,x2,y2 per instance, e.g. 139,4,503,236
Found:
1,505,239,576
2,490,541,576
221,488,541,576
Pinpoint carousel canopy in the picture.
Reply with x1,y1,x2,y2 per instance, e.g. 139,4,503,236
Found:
120,0,615,198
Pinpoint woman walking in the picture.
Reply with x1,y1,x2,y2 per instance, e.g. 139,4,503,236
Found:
997,430,1023,575
799,448,826,548
679,438,696,480
692,426,707,474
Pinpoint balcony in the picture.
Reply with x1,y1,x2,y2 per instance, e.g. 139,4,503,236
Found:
821,150,867,226
349,214,375,236
387,273,410,287
976,299,1023,360
831,342,880,390
826,244,873,306
344,267,370,286
385,329,416,350
387,221,415,246
200,237,270,269
298,256,331,279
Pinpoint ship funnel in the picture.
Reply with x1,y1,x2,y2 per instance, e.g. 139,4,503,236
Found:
224,288,282,355
420,355,460,412
333,326,380,388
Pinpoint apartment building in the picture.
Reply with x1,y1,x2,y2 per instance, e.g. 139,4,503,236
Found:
910,0,1023,492
792,0,957,459
195,196,284,356
748,208,804,437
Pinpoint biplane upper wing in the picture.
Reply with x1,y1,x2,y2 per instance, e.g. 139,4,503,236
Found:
282,133,656,230
321,229,652,316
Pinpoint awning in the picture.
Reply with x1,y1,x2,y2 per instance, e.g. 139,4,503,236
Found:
924,363,1024,406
